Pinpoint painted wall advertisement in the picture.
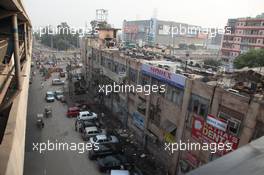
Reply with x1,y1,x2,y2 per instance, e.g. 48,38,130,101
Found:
141,64,186,89
191,114,239,155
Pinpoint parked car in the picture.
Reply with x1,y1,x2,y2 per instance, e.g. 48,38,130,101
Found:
75,120,99,133
88,144,121,160
110,170,129,175
67,107,80,118
77,111,97,121
52,78,64,85
55,90,64,100
75,103,91,111
89,134,119,145
45,91,55,102
82,126,106,141
60,71,66,78
97,154,130,172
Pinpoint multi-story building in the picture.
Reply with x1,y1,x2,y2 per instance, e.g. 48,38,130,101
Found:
122,18,207,47
221,13,264,63
0,1,32,175
81,28,264,175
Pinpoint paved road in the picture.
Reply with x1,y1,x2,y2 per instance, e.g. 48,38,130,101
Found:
24,66,103,175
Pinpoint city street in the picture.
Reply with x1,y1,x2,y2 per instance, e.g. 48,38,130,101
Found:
24,62,103,175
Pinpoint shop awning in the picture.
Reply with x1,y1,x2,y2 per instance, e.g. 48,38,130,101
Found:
161,119,177,133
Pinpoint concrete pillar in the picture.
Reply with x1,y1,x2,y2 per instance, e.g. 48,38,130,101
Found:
169,79,193,175
143,77,152,147
239,100,260,146
12,14,22,90
24,23,28,58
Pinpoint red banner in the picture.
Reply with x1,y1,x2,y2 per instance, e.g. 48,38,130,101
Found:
191,115,239,155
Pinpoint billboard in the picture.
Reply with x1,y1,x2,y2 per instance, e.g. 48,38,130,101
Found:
206,114,227,132
158,24,171,35
141,64,186,89
191,115,239,155
123,25,138,33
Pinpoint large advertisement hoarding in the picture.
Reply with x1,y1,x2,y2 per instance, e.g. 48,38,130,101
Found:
191,115,239,155
141,64,186,89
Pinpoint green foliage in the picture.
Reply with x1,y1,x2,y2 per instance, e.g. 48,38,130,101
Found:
234,49,264,69
188,44,196,50
204,59,222,67
40,22,79,50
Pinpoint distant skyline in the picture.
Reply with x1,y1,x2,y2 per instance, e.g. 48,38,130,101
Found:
23,0,264,29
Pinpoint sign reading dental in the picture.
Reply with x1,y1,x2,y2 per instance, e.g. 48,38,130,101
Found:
191,115,239,155
141,64,186,89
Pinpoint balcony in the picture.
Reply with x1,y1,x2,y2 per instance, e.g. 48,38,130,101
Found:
102,67,127,84
236,26,264,30
0,39,8,63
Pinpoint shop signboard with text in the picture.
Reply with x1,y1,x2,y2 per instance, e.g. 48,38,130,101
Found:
191,115,239,155
141,64,186,89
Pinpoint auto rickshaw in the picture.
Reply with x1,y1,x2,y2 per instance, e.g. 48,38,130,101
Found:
44,106,52,118
36,114,44,128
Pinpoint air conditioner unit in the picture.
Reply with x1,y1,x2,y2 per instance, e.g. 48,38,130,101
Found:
228,119,239,129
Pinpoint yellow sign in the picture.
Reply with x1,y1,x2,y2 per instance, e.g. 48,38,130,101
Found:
164,132,176,143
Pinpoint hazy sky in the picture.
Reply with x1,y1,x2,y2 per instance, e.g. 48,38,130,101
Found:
23,0,264,29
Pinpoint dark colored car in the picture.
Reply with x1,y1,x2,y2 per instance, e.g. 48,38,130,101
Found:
67,107,80,117
60,71,66,77
97,154,131,172
88,144,121,160
55,90,64,100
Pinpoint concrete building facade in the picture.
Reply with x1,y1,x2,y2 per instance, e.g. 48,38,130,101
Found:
81,29,264,175
221,13,264,62
122,18,207,47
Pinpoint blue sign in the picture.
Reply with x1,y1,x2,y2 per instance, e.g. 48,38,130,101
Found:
133,112,144,129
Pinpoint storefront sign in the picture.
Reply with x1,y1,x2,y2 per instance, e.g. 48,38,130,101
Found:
141,64,186,89
192,115,239,154
182,152,199,167
206,114,227,132
164,132,176,143
123,25,138,33
132,112,144,129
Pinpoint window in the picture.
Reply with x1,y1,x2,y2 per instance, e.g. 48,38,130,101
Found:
149,104,161,127
227,119,240,135
129,68,138,83
137,97,146,115
218,112,241,136
152,78,166,96
165,85,184,106
189,94,209,118
140,74,150,85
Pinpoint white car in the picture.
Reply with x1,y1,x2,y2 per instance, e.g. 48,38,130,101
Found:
82,126,106,141
89,134,119,145
77,111,97,121
45,91,55,102
52,79,64,85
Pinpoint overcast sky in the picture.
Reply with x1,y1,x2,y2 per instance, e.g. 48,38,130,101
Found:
23,0,264,29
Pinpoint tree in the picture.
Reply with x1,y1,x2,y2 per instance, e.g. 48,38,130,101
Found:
204,59,222,67
40,22,80,50
189,44,196,50
234,49,264,69
178,43,188,50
